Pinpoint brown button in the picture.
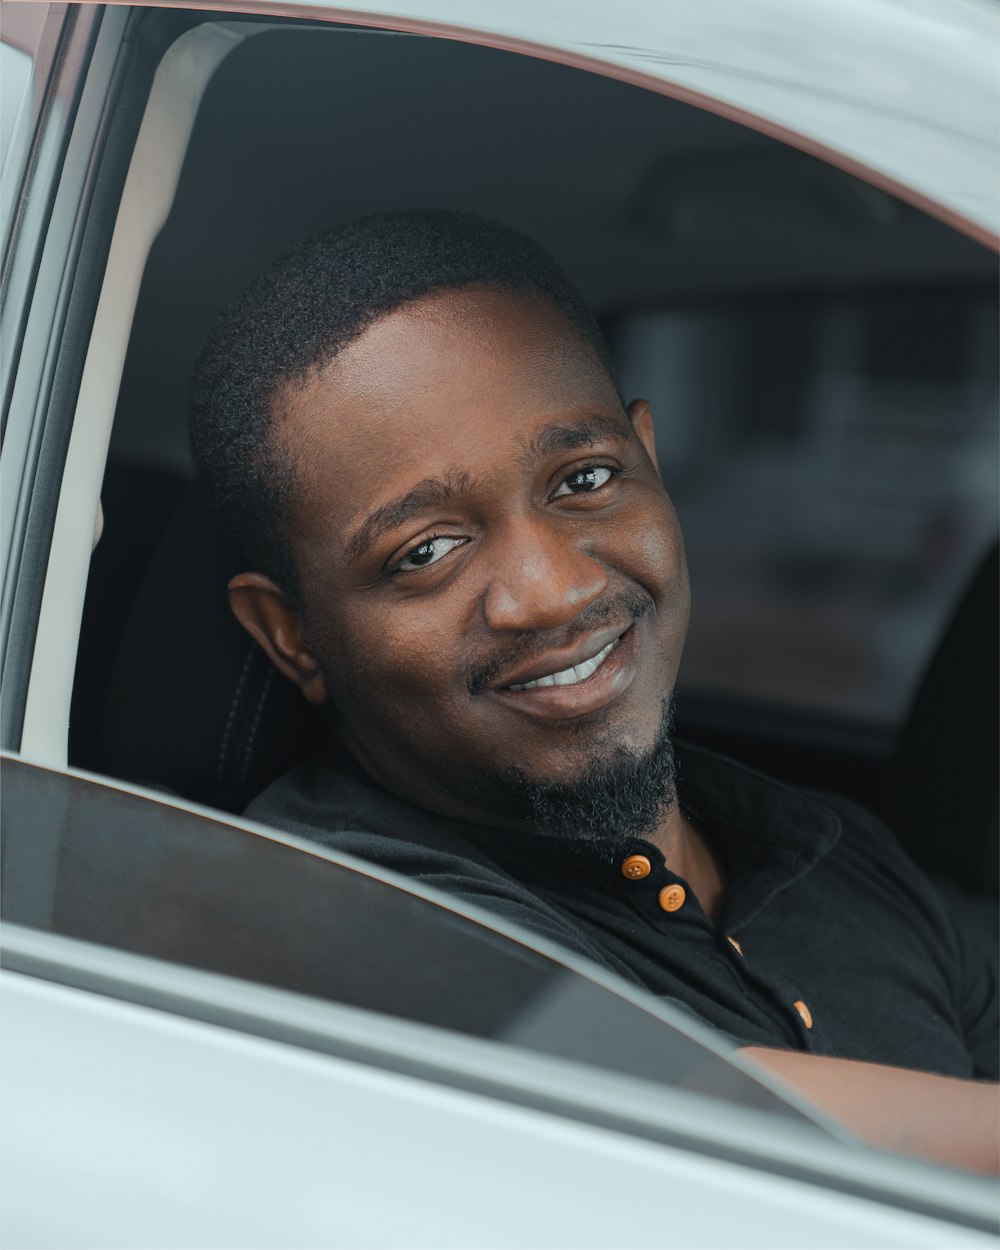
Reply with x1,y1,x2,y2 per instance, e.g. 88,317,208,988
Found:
726,936,743,956
658,884,686,912
621,854,651,880
793,999,813,1029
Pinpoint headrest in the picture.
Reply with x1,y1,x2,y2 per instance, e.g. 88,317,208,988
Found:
105,482,322,811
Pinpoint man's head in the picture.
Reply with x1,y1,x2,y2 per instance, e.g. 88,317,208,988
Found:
190,210,613,602
190,210,690,851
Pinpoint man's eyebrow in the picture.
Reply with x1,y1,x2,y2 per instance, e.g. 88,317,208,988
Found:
523,413,634,460
344,469,472,565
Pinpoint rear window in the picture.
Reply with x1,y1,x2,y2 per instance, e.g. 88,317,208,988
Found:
614,289,998,726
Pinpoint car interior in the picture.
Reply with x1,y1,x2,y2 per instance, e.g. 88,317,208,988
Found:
56,18,997,912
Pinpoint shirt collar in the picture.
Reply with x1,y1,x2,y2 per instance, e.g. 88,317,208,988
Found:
672,743,842,927
674,742,841,862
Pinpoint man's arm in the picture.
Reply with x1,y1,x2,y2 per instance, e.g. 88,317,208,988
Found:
742,1047,1000,1175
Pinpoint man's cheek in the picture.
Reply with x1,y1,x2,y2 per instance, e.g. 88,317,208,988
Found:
634,496,684,573
588,506,684,614
626,504,688,628
328,622,451,716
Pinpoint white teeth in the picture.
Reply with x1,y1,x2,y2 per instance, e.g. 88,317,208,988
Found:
508,640,617,691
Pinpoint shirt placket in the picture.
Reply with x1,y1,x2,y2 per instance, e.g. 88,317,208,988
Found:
616,846,829,1052
719,928,830,1052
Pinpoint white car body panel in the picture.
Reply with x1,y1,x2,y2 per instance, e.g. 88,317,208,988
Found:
3,970,995,1250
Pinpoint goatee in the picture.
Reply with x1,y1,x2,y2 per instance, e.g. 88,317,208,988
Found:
474,697,677,861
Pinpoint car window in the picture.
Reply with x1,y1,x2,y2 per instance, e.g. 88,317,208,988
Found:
2,7,989,771
46,12,987,867
0,4,984,893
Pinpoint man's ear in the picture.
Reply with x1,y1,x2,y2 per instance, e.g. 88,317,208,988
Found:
627,398,660,477
227,572,329,706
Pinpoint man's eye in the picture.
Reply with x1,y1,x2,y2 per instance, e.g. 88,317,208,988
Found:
553,466,614,497
395,535,465,572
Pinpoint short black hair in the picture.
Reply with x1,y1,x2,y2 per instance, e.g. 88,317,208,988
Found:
189,209,615,601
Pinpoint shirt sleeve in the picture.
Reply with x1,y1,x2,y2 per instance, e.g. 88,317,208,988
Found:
934,882,999,1080
811,790,998,1079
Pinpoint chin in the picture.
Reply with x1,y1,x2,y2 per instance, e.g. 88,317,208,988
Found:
480,696,678,850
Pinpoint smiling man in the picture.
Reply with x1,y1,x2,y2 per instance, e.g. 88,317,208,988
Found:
190,210,997,1171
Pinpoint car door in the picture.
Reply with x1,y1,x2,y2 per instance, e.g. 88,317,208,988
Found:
0,3,997,1246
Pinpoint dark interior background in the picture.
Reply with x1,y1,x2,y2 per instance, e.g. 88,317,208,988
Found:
74,21,998,894
113,27,993,469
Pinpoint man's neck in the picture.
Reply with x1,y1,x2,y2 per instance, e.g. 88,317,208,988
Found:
648,805,727,924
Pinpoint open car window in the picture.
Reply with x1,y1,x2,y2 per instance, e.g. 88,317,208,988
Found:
3,6,990,770
19,8,987,897
614,289,998,726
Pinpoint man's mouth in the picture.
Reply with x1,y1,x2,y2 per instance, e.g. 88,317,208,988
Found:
466,587,653,698
506,637,619,690
490,624,640,722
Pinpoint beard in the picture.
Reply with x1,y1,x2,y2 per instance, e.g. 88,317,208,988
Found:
466,696,678,862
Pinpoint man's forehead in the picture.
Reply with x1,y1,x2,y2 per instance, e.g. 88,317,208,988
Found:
278,286,619,474
294,286,611,412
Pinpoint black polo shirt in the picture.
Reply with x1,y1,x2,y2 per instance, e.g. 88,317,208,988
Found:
247,743,997,1079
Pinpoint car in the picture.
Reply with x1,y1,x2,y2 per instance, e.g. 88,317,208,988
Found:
1,0,997,1246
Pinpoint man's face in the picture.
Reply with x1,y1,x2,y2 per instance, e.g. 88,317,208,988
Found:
241,286,690,828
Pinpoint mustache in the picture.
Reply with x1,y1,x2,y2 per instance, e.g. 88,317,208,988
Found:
466,587,654,696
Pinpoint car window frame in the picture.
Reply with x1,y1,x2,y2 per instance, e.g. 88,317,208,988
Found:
1,2,138,751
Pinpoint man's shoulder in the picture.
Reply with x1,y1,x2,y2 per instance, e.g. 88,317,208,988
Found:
245,760,498,871
244,759,626,970
676,740,953,924
677,740,919,869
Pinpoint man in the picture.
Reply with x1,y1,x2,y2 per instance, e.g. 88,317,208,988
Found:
190,210,997,1171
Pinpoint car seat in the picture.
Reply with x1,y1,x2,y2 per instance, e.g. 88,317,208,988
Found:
885,541,999,894
101,479,322,810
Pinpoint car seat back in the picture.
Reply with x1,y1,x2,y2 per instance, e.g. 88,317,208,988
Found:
104,481,322,810
887,541,999,892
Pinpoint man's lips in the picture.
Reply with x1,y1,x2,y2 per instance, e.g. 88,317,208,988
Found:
489,624,639,721
490,622,629,691
507,636,618,690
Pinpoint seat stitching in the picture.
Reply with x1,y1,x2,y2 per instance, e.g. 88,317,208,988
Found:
239,665,275,789
219,644,257,789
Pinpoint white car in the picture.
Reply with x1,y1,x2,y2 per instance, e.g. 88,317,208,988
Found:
1,1,997,1246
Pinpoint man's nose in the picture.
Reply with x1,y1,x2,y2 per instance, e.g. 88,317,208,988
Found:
483,521,608,632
